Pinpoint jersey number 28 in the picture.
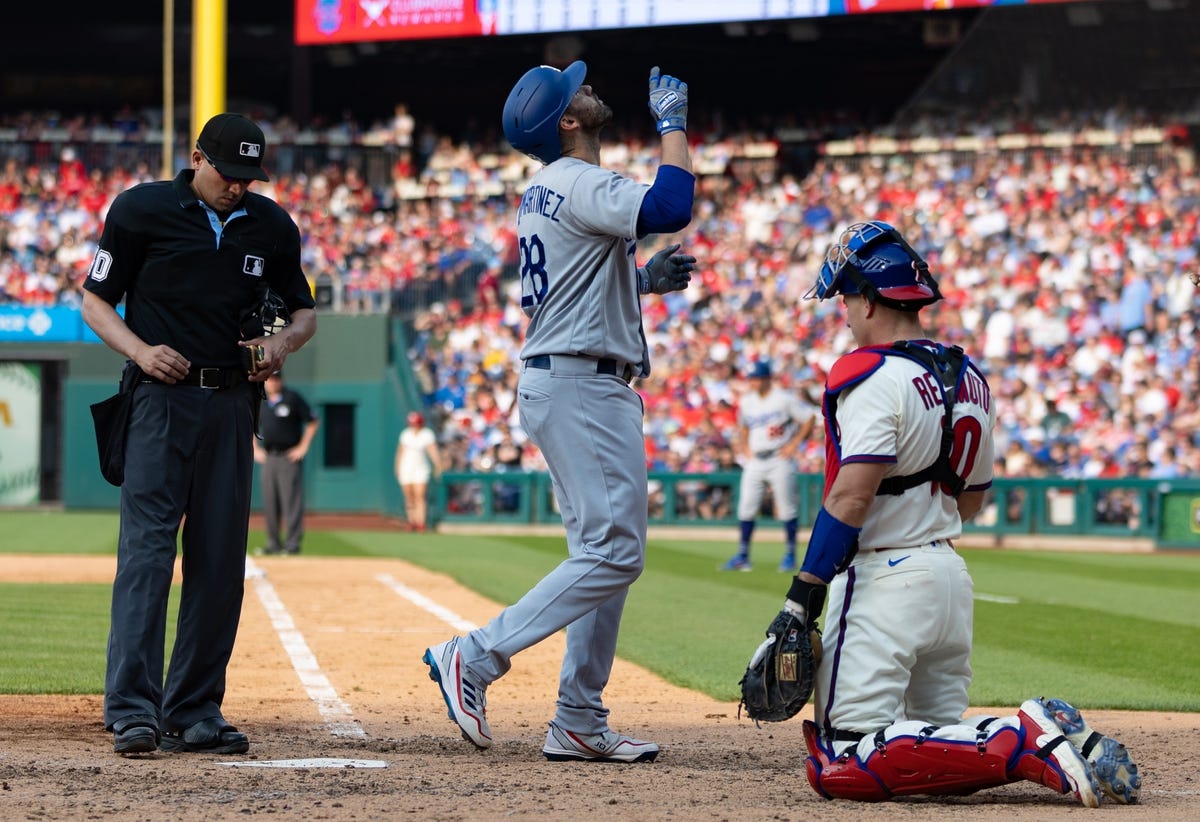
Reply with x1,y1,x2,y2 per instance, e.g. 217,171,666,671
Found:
519,234,548,309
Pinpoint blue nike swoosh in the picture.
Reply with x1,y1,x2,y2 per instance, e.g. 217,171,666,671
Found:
887,555,912,567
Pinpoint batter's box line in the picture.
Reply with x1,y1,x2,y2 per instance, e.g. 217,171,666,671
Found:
247,557,367,738
375,573,479,633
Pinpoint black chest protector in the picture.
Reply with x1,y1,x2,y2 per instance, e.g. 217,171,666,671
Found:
875,341,969,498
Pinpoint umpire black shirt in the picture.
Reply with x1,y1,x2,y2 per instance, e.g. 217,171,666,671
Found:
83,169,315,368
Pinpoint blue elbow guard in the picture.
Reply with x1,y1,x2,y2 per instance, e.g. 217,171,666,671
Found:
799,508,863,583
636,164,695,236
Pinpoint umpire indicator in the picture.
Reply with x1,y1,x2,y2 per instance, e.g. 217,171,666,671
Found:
82,112,316,756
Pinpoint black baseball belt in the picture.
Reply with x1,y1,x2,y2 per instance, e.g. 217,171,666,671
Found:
143,367,247,390
525,354,638,385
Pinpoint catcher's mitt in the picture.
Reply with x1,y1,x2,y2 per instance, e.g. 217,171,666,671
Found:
738,609,820,724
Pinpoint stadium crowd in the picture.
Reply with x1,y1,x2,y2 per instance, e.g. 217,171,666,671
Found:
3,109,1199,506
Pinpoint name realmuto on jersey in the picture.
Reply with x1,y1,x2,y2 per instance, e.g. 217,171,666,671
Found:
911,366,991,413
518,184,565,222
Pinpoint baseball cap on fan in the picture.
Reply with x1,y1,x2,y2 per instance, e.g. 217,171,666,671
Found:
748,361,772,379
196,113,270,182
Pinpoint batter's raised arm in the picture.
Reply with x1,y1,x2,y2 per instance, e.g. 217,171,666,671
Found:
637,67,694,239
648,66,691,174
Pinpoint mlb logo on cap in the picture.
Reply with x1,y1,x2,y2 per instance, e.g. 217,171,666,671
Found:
197,113,270,182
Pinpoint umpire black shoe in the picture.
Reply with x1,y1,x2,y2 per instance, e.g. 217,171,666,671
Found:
160,717,249,754
113,714,160,754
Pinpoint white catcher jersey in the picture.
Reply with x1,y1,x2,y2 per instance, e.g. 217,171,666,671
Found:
825,343,996,549
516,158,650,372
738,387,815,456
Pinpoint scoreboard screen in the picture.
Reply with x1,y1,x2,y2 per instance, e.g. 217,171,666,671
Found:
295,0,1081,45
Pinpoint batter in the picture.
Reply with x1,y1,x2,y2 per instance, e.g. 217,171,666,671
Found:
423,62,696,762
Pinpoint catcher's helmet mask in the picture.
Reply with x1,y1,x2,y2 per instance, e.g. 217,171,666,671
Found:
808,221,942,311
502,60,587,164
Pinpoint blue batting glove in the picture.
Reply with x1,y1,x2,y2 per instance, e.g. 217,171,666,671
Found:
648,67,688,136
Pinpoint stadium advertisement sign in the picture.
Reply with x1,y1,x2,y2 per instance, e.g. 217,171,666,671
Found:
0,362,41,504
295,0,1081,44
0,306,83,343
0,306,118,343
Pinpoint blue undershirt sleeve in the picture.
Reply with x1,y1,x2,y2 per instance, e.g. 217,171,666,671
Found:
636,164,695,237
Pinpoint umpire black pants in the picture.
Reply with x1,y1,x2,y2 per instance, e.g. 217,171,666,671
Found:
103,381,256,733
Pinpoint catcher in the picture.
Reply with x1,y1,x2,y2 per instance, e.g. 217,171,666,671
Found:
739,221,1139,806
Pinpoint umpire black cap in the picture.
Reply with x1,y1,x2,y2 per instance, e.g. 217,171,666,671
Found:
197,113,270,182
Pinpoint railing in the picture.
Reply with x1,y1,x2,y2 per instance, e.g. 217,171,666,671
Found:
433,472,1200,548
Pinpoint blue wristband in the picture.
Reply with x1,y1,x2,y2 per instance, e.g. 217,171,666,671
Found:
798,507,863,583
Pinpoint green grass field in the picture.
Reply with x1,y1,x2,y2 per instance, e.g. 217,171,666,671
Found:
2,510,1197,711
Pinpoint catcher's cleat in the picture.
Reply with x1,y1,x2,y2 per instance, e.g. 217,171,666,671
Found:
720,555,752,572
423,638,492,749
1014,699,1102,808
1040,697,1141,804
542,721,659,763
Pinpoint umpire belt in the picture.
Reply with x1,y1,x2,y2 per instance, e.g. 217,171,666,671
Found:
525,354,638,385
145,367,247,390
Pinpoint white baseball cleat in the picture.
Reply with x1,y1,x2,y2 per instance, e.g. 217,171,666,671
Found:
1014,699,1102,808
1040,697,1141,804
542,721,659,763
423,638,492,749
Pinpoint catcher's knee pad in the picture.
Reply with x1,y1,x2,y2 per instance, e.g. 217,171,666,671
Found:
805,721,1021,801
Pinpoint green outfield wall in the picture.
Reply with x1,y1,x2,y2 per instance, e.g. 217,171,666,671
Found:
3,314,1198,548
3,314,412,516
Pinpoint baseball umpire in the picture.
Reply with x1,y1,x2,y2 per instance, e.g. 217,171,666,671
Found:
423,62,696,762
721,360,816,573
741,220,1139,805
82,112,316,755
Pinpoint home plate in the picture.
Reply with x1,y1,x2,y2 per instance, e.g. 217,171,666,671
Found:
219,758,387,769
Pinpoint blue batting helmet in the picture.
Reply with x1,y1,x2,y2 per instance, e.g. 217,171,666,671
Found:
808,221,942,311
502,61,587,164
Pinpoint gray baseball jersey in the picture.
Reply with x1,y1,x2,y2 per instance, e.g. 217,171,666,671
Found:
737,387,815,521
517,158,650,374
453,155,663,736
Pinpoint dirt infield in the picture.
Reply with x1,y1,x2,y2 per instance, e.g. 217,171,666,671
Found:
0,553,1194,820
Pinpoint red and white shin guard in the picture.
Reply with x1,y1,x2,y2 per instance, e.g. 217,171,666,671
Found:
802,707,1100,807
